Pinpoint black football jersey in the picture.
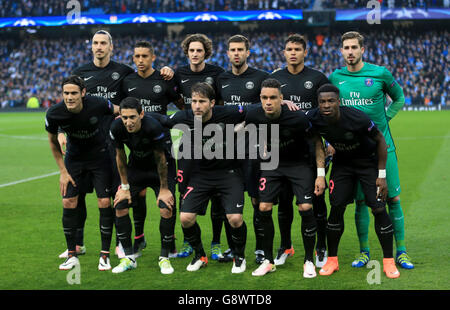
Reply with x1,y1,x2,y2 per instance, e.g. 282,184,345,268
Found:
245,105,312,164
174,64,225,109
306,106,380,163
270,66,329,111
45,96,115,159
216,67,269,106
73,60,134,106
159,105,248,171
109,115,166,170
122,71,181,115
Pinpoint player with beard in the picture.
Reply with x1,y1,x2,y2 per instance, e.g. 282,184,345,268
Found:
246,78,326,278
174,34,228,260
307,84,400,279
270,34,330,268
329,31,413,270
110,97,175,274
216,34,269,264
121,41,182,259
57,30,174,262
46,76,119,271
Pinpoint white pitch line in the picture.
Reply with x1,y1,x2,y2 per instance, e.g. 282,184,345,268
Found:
0,171,59,188
0,133,47,141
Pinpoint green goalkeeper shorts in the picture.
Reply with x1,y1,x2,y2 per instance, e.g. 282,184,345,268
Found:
355,151,401,201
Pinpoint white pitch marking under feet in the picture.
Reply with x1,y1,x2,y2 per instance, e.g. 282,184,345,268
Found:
0,171,59,188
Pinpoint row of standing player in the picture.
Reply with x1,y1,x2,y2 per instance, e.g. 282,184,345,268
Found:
49,29,413,276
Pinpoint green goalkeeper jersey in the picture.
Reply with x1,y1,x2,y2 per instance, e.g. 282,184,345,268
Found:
329,62,405,152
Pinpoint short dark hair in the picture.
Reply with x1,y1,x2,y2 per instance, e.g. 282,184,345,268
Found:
134,41,154,54
191,82,215,101
62,75,86,91
285,34,307,50
317,83,340,97
120,97,142,114
341,31,364,48
93,30,113,45
227,34,250,50
181,33,213,59
261,78,281,91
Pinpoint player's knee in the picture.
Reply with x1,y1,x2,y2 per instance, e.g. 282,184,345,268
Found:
371,206,386,215
355,200,365,206
138,189,147,197
297,203,312,212
388,195,400,203
226,214,243,228
63,197,78,209
116,207,129,217
259,202,273,212
97,197,111,208
180,212,196,228
251,197,259,206
160,208,172,219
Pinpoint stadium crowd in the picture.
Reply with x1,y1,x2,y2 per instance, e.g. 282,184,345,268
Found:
0,29,448,108
2,0,449,17
321,0,449,9
0,0,313,17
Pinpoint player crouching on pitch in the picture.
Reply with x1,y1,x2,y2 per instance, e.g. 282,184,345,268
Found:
306,84,400,279
110,97,176,274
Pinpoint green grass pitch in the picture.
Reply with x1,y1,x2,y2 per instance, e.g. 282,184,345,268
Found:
0,110,449,291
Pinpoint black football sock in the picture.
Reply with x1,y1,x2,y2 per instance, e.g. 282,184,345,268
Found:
313,193,328,250
299,209,317,262
75,193,87,247
223,216,234,251
133,195,147,238
182,222,205,258
210,196,224,244
253,201,265,251
63,208,79,253
278,195,294,249
115,213,133,256
160,215,176,257
231,221,247,258
99,207,114,253
259,209,274,263
326,205,346,257
373,208,394,258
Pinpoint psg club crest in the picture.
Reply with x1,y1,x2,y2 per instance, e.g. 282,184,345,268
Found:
205,77,214,85
245,81,254,89
304,81,313,89
365,78,374,87
153,85,162,93
111,72,120,80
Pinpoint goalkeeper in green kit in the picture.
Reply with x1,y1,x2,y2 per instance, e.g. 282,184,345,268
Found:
329,31,413,269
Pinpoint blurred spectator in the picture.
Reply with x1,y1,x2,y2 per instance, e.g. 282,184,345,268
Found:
0,0,312,17
0,29,447,108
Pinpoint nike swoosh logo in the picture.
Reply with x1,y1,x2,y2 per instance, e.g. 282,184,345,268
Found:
339,81,346,85
304,195,312,200
236,204,243,208
84,76,94,81
305,228,315,233
380,225,393,231
222,84,230,88
181,79,189,83
128,87,137,92
281,84,287,88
